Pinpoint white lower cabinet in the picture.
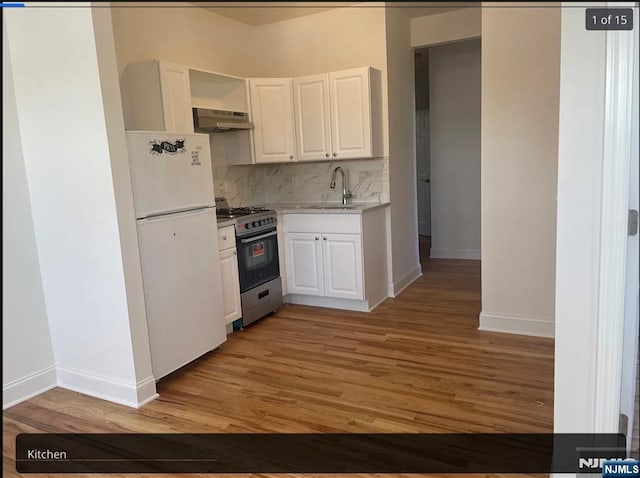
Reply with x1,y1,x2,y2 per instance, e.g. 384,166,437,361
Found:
219,248,242,324
285,233,325,297
321,234,363,300
284,215,365,302
218,225,242,325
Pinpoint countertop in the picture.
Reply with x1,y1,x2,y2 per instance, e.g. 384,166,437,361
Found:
216,217,236,228
261,202,390,214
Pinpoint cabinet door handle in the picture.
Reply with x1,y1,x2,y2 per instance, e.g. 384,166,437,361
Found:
325,153,329,157
315,236,319,240
222,235,227,240
233,250,237,256
289,155,294,160
332,152,337,157
323,236,327,241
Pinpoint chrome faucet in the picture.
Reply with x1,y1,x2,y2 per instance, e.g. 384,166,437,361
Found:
329,166,352,205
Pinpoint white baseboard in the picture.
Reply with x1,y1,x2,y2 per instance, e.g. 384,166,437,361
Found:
479,312,555,338
388,265,423,297
57,367,158,409
285,294,370,312
135,376,159,408
2,365,57,410
430,248,481,260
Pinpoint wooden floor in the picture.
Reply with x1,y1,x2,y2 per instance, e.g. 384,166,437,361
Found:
3,254,555,477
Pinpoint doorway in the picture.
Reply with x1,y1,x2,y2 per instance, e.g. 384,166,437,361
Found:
414,49,431,261
414,40,481,263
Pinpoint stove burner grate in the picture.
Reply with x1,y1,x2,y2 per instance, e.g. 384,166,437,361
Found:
217,206,269,218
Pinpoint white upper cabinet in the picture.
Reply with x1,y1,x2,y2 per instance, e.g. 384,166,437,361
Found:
121,60,380,164
248,78,296,164
329,67,373,160
293,74,332,161
120,60,250,137
120,60,194,134
158,62,195,133
292,67,381,162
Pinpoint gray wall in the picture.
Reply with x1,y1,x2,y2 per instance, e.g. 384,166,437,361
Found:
428,39,481,259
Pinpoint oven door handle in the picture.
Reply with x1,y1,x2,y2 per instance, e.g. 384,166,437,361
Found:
239,231,277,244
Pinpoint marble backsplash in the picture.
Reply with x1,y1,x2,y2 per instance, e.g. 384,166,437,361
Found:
261,158,389,205
209,132,389,206
212,157,389,207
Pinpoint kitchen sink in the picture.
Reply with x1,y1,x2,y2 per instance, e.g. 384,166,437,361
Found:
308,204,359,210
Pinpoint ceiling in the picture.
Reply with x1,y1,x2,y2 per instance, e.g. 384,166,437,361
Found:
196,2,478,27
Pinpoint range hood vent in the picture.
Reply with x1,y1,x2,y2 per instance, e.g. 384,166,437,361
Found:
192,108,254,133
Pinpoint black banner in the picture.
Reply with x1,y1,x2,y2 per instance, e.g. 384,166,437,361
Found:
15,433,626,473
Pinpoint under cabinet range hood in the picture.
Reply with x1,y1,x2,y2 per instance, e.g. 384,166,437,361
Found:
192,108,254,133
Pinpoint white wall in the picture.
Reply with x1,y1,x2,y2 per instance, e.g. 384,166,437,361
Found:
2,19,57,409
111,3,255,77
386,7,421,294
92,7,156,400
252,4,388,84
411,7,481,48
4,3,156,408
479,4,560,338
428,39,481,260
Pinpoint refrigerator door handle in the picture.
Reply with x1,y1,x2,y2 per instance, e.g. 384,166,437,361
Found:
138,206,215,222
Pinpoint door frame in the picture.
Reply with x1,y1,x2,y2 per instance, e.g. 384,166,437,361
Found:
593,6,638,432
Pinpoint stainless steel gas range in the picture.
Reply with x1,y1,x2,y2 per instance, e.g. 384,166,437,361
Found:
215,198,283,326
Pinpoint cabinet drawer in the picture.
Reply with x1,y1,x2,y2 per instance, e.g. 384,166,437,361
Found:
284,213,361,234
217,225,236,251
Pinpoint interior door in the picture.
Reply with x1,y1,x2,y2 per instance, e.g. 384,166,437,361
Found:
416,109,431,236
285,232,323,296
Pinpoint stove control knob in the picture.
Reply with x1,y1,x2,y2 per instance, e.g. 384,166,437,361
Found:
253,221,258,227
246,223,252,229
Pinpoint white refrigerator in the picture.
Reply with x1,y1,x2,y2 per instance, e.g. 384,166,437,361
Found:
126,131,226,379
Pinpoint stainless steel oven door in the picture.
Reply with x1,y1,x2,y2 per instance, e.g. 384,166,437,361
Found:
236,228,280,293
